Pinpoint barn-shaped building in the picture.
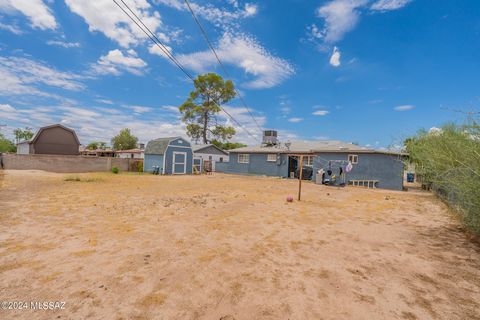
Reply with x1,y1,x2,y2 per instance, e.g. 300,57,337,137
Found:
16,124,80,155
144,137,193,174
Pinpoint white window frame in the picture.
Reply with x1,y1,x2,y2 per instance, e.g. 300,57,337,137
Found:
304,156,314,167
267,154,277,162
348,154,358,164
238,154,249,164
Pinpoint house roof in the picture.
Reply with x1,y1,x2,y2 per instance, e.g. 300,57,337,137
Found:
17,124,81,146
192,144,229,155
114,148,144,153
144,137,180,155
228,140,405,155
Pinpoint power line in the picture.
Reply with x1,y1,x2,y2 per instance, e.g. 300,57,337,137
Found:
115,0,193,80
183,0,264,134
112,0,260,142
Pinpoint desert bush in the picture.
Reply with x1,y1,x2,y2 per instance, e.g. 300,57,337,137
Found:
405,120,480,235
64,176,102,182
64,176,81,182
112,166,119,174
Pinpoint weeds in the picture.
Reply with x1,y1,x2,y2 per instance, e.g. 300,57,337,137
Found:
64,176,102,182
406,119,480,235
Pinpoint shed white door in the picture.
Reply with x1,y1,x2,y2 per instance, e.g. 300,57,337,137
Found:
172,151,187,174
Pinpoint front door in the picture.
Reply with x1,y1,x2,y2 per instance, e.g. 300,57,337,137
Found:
172,152,187,174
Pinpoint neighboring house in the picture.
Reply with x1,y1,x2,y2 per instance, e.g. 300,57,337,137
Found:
16,124,80,155
192,144,229,171
79,147,115,157
144,137,193,174
115,149,144,159
216,131,406,190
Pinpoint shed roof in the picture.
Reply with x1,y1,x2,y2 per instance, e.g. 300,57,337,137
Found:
16,124,81,146
144,137,180,155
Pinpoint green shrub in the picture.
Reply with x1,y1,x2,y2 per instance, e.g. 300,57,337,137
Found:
406,120,480,235
64,176,81,182
112,166,119,174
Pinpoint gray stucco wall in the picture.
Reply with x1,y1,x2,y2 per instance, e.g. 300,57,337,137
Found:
312,152,404,190
219,152,289,177
1,154,130,173
144,154,163,172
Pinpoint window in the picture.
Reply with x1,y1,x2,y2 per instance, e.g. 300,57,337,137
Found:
238,154,249,164
219,157,223,162
348,154,358,164
304,156,314,166
267,154,277,162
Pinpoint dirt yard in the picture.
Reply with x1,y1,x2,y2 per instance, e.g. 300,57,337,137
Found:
0,170,479,320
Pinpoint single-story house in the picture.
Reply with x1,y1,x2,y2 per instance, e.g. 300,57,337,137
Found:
17,124,80,155
216,133,406,190
144,137,193,174
115,148,145,159
192,144,229,172
80,147,115,157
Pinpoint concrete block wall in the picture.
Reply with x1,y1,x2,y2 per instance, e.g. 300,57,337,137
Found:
0,154,131,173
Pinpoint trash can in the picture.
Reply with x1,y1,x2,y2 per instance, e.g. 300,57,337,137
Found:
315,172,323,184
407,173,414,183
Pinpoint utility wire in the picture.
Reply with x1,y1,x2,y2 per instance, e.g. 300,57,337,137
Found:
112,0,260,142
183,0,264,134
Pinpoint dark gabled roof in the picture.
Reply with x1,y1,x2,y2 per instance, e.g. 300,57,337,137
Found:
192,144,229,155
145,137,180,155
17,124,80,146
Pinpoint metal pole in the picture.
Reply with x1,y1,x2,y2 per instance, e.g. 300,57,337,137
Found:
298,155,303,201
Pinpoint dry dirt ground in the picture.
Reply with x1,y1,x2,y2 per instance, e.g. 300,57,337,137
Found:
1,170,479,320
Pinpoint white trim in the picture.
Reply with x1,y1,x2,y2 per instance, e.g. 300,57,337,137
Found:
348,154,358,164
166,145,191,149
172,151,187,174
267,154,277,162
163,146,167,174
238,154,249,164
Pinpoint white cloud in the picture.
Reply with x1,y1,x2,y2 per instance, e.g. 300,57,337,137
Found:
96,99,114,105
329,46,341,67
310,0,412,44
218,105,265,144
155,0,258,27
93,49,147,76
64,0,162,48
288,117,303,123
148,43,173,59
0,21,23,34
244,3,258,17
175,33,294,89
130,105,152,113
0,56,85,97
371,0,412,11
0,103,15,112
394,104,415,111
46,40,81,48
315,0,367,43
428,126,442,135
312,110,329,116
0,0,57,30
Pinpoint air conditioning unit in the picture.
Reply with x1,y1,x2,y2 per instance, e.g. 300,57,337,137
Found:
262,130,278,146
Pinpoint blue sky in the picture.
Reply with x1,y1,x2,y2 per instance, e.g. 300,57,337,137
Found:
0,0,479,148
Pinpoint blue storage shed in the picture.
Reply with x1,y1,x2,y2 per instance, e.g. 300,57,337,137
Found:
144,137,194,174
